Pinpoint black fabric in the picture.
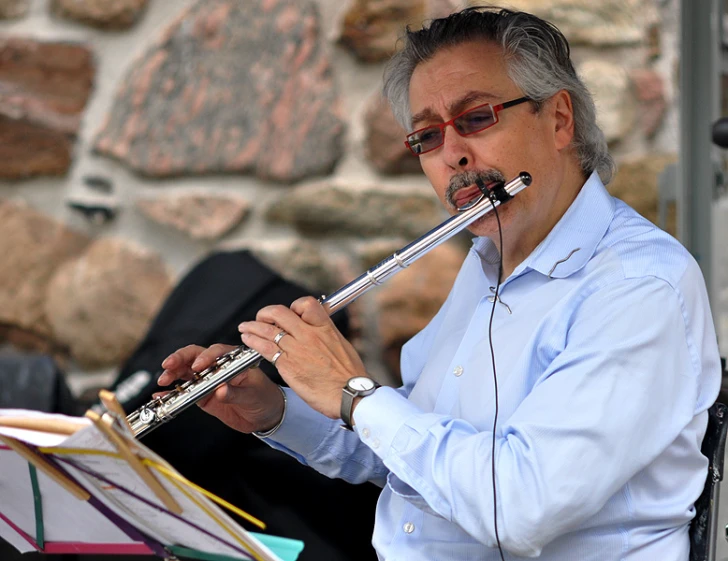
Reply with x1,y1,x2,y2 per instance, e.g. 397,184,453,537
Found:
0,353,81,416
89,250,378,561
689,401,728,561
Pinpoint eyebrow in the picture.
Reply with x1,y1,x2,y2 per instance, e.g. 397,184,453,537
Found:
410,91,500,128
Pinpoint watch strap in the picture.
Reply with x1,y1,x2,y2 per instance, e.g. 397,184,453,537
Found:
340,387,356,431
340,378,380,431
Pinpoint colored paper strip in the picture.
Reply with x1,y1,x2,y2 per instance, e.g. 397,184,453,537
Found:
28,463,44,549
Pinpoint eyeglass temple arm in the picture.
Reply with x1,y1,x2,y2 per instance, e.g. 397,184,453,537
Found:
496,96,532,111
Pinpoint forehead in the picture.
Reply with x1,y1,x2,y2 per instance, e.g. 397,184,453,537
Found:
408,40,515,117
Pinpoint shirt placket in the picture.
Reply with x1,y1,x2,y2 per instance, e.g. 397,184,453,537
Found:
431,294,510,415
390,503,424,557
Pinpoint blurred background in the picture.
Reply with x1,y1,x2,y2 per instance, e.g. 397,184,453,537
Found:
2,0,728,559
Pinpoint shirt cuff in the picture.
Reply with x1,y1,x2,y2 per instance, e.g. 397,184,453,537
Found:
263,387,338,460
353,386,432,458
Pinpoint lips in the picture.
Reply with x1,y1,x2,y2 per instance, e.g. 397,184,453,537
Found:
453,185,484,209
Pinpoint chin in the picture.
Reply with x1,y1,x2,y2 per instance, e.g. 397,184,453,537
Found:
467,209,511,239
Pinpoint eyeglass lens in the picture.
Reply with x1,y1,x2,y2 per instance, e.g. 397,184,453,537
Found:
407,105,497,154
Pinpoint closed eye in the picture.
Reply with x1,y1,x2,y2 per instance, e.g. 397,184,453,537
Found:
457,110,495,132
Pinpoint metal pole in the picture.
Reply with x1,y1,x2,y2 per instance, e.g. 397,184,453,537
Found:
679,0,719,305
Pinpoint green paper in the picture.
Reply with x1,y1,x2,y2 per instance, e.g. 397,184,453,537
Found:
28,463,44,549
250,532,305,561
167,532,304,561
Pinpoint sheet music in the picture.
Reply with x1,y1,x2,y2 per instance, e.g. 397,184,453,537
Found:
0,409,282,561
0,448,137,546
0,512,35,553
0,409,91,447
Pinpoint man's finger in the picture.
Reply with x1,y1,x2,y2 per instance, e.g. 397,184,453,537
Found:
161,344,205,370
192,343,237,370
159,344,235,386
240,331,284,365
238,320,291,347
290,296,331,327
158,344,207,385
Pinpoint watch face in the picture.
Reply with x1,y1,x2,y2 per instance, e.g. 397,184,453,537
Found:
348,377,375,391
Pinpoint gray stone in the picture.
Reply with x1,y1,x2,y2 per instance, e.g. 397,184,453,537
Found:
364,93,423,175
357,238,410,270
136,191,251,241
607,153,678,233
579,59,635,144
646,23,661,61
0,38,95,179
94,0,344,183
222,239,336,295
503,0,657,47
266,182,445,239
0,199,90,338
44,238,173,369
51,0,149,29
629,68,667,137
337,0,427,63
426,0,463,19
0,0,29,19
0,325,64,362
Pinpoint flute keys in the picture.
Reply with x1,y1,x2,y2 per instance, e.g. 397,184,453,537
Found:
139,408,155,424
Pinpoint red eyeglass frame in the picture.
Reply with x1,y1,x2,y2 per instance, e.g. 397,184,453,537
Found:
404,96,532,156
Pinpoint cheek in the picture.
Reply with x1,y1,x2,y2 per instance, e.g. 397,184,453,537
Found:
501,130,554,179
525,121,558,156
472,130,526,171
420,159,448,197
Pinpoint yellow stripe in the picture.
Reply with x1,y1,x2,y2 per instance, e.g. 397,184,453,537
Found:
162,472,266,561
38,448,266,532
146,461,266,530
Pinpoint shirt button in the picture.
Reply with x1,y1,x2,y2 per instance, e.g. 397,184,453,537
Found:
361,428,370,438
453,365,464,377
403,522,415,534
371,438,380,449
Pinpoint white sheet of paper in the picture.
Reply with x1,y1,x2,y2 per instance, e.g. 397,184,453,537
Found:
0,448,139,546
61,448,277,560
0,514,35,553
0,410,91,447
0,409,282,561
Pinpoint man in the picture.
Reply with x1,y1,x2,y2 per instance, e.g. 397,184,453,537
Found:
159,7,721,560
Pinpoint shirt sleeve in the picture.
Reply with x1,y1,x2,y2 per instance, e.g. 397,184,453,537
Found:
259,387,390,486
352,273,721,557
260,275,458,487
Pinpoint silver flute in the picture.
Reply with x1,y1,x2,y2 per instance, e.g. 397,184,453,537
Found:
127,172,532,438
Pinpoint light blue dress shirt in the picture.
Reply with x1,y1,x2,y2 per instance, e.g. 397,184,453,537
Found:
264,172,721,560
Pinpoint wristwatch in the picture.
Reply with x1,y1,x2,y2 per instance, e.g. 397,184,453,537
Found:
340,376,380,431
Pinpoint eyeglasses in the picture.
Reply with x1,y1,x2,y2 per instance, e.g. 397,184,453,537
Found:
404,96,532,156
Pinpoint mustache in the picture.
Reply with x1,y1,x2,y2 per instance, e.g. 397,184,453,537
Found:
445,169,507,208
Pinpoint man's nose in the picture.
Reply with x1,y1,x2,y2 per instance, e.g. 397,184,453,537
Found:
441,124,471,169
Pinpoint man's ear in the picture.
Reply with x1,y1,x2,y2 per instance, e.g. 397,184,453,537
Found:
552,90,575,151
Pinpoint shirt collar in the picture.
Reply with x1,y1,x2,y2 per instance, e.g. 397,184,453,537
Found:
472,171,615,280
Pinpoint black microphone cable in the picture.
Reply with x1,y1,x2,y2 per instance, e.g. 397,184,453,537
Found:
476,178,507,561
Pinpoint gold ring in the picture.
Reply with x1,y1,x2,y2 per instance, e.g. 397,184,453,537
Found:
271,350,283,366
274,330,287,345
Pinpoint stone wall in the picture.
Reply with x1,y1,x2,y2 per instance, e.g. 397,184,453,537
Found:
0,0,681,395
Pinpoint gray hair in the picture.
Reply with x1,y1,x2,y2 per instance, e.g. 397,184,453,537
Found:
382,6,615,184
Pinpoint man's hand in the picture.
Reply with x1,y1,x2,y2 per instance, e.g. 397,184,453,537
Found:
238,296,370,419
157,343,285,434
